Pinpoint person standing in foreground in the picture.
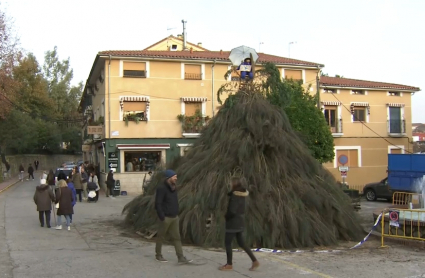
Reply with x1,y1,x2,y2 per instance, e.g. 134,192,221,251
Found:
55,180,74,231
33,179,55,228
154,170,192,264
219,177,259,271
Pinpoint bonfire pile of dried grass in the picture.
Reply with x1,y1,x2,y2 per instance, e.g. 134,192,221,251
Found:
123,86,363,249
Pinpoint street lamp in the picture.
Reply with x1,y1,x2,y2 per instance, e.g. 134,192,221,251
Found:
259,42,264,52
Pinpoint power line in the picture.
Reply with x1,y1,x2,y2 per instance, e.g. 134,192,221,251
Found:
324,87,412,153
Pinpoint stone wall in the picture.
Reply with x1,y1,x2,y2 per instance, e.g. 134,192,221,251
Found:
1,154,82,179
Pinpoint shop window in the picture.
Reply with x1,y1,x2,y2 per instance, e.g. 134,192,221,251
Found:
124,151,161,172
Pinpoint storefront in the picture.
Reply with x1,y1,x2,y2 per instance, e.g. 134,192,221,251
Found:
100,138,196,194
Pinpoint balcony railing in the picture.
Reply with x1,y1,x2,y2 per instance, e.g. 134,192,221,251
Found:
328,118,343,137
388,119,406,136
185,73,202,80
177,110,211,137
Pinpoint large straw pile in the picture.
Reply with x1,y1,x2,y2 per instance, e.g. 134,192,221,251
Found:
123,87,363,249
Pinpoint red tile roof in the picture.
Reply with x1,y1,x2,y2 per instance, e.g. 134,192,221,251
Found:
320,76,420,91
98,50,323,67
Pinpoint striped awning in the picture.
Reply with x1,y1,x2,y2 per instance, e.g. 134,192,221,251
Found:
181,97,207,102
321,101,341,106
120,96,149,102
387,103,405,107
351,102,369,107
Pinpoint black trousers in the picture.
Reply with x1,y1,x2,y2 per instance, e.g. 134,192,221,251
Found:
39,211,51,227
28,173,34,179
76,189,83,202
225,232,257,265
108,187,114,196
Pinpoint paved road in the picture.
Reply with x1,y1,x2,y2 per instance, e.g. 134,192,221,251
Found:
1,178,425,278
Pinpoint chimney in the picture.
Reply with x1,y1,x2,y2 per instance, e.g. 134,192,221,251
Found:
181,19,188,51
197,42,202,47
190,47,193,54
220,49,223,55
177,34,182,39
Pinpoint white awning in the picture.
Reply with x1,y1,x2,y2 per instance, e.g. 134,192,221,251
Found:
351,102,369,107
181,97,207,102
120,96,150,102
321,101,341,106
387,103,405,107
116,144,170,150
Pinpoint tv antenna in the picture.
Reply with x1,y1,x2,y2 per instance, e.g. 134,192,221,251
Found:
288,41,297,58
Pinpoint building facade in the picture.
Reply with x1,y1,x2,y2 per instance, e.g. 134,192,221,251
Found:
320,76,420,187
79,36,323,193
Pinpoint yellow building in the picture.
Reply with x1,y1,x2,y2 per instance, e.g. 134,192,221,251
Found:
320,76,420,187
79,35,420,193
79,35,323,193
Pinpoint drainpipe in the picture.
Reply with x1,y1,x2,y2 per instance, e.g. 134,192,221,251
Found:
212,59,216,117
108,55,112,141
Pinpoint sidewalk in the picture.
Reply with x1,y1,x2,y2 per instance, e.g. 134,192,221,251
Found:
0,175,20,194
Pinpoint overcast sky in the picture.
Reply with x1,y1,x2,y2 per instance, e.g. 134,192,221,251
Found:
4,0,425,121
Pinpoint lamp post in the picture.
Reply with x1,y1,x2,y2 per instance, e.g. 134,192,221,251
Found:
259,42,264,52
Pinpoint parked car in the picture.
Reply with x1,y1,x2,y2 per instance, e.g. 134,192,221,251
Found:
54,167,74,182
77,160,84,166
363,178,392,202
61,161,76,168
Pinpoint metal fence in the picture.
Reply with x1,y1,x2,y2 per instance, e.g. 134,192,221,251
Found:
392,192,423,206
380,208,425,247
347,184,365,194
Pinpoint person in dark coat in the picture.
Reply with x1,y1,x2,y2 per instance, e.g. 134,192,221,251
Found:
106,170,115,197
57,170,67,182
66,178,77,223
218,177,259,271
72,167,83,202
28,164,34,180
55,180,74,231
154,169,191,264
33,179,55,228
34,160,39,171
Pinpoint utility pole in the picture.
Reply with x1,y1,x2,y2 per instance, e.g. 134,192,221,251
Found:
316,67,321,109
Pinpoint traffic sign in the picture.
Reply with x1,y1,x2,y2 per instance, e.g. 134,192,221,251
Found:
340,171,347,178
338,155,348,165
339,166,349,172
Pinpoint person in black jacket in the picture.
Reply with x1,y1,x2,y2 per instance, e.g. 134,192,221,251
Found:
219,177,259,271
28,164,34,180
154,169,191,264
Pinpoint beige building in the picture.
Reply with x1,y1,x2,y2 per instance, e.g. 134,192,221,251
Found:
79,35,323,193
320,76,420,187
